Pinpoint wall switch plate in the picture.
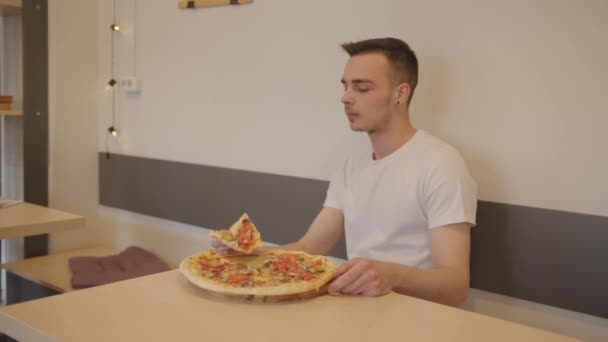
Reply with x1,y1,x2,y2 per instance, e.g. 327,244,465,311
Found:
119,77,141,92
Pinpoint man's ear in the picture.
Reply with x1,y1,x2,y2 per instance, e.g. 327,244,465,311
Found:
396,83,411,104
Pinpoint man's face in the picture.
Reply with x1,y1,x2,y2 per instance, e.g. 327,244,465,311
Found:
340,52,397,133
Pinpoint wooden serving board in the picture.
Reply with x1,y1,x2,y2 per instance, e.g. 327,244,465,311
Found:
195,283,330,303
186,252,330,303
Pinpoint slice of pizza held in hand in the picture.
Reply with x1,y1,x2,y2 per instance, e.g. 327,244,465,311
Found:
210,213,262,254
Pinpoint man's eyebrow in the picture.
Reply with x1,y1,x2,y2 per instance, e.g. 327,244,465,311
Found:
340,79,375,85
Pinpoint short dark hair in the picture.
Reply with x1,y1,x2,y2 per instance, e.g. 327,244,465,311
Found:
341,37,418,104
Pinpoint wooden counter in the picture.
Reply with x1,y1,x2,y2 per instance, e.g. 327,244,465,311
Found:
0,269,580,342
0,202,84,239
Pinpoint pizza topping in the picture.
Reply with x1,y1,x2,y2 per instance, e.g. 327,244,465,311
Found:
227,274,252,286
198,253,226,271
237,219,253,249
199,259,224,269
272,259,298,273
188,249,335,290
259,252,328,284
300,272,316,281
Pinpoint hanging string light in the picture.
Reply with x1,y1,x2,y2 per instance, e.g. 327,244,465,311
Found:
106,0,119,159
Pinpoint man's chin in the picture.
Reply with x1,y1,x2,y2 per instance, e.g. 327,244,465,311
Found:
349,124,366,132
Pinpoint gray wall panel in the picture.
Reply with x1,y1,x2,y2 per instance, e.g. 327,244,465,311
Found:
99,153,346,258
471,201,608,318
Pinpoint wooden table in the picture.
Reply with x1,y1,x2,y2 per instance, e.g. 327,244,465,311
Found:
0,270,580,342
0,202,84,239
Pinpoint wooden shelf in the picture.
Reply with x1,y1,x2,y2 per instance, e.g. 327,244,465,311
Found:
0,109,23,116
178,0,252,9
0,0,21,17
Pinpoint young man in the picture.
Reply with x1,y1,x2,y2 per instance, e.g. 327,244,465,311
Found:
214,38,477,306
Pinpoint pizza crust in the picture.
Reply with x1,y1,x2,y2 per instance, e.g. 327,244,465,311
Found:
179,250,337,297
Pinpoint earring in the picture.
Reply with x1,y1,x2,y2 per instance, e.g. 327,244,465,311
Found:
396,100,400,105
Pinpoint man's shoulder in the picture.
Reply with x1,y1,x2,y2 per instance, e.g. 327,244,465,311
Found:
413,130,465,164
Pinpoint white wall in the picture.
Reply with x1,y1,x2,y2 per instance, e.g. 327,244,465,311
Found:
48,0,101,251
47,1,608,341
104,0,608,217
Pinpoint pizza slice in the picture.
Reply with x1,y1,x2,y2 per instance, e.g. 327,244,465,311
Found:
210,213,262,254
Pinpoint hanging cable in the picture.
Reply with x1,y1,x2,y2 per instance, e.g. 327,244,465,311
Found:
107,0,119,159
133,0,138,77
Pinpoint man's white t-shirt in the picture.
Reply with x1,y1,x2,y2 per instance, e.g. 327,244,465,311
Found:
324,130,477,269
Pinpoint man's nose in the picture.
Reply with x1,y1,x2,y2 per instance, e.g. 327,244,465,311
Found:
341,89,353,104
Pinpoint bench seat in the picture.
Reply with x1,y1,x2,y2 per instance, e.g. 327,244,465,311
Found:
1,246,117,293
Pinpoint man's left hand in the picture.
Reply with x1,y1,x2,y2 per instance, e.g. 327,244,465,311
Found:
328,258,394,296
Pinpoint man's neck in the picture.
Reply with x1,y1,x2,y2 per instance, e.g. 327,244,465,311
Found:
369,115,417,160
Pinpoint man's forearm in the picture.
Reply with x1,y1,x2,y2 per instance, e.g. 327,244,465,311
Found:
384,262,470,306
257,241,313,254
261,234,335,255
278,240,327,254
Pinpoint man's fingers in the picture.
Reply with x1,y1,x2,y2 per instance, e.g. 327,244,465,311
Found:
332,259,356,279
328,260,366,293
340,269,374,294
360,286,389,297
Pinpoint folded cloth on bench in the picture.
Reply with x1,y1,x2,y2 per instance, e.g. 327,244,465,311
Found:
69,246,171,289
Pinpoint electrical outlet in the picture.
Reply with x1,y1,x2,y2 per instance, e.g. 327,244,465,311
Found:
119,77,141,92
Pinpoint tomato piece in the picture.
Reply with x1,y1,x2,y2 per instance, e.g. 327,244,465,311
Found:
238,222,253,247
272,260,298,273
198,259,225,271
300,272,316,281
227,274,250,285
311,259,323,267
200,266,224,272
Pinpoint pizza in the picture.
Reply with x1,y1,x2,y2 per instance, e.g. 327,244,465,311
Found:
209,213,262,253
179,249,338,297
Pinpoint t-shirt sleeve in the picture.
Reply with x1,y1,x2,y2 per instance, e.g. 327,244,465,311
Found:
323,161,347,210
424,150,478,229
